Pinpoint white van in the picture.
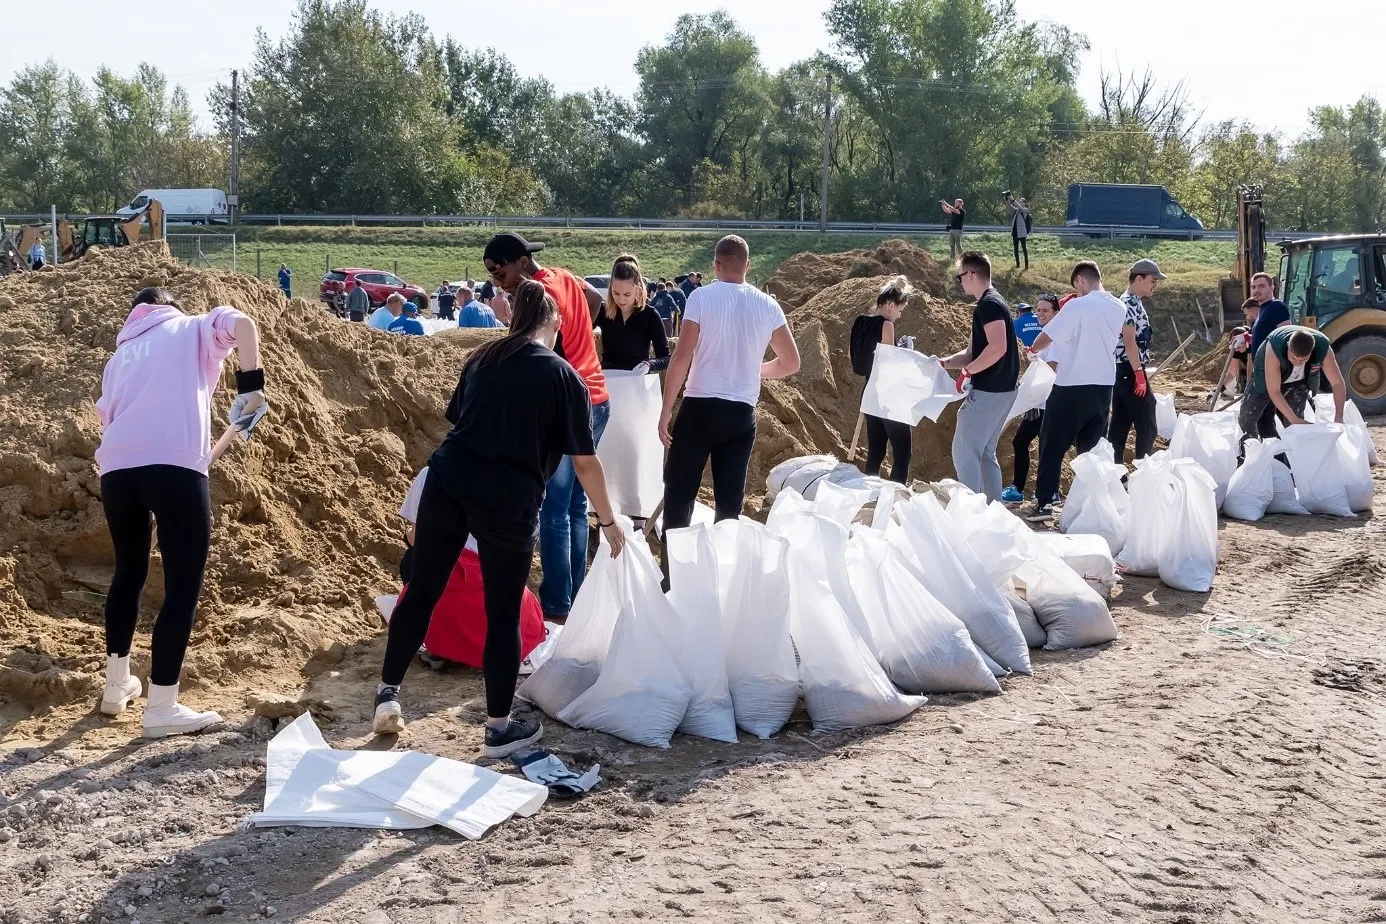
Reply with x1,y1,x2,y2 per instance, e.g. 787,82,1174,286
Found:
117,189,229,224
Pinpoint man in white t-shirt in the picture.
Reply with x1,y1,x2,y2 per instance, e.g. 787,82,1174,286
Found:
659,235,801,532
1023,260,1126,520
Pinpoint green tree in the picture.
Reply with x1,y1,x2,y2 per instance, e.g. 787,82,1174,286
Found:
1183,121,1284,230
0,62,77,211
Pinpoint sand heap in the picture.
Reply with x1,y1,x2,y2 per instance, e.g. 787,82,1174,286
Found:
764,239,949,310
0,243,492,710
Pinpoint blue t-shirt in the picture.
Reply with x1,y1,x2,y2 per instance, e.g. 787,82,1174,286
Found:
1014,311,1043,347
457,300,504,329
388,316,425,336
1250,299,1291,358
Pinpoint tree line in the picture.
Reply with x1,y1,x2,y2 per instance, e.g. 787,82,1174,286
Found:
2,0,1383,232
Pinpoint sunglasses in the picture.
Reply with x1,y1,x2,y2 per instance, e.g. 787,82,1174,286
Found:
486,260,509,280
954,270,973,284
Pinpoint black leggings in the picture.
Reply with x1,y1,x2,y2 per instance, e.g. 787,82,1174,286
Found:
381,471,532,718
663,396,756,531
864,413,912,484
101,465,212,687
1013,235,1029,267
1010,410,1044,491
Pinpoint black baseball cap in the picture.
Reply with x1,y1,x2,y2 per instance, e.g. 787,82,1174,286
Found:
483,232,545,264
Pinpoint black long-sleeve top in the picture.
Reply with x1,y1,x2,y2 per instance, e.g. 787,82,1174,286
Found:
593,304,670,373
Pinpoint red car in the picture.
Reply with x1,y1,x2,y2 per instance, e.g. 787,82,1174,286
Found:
320,268,427,308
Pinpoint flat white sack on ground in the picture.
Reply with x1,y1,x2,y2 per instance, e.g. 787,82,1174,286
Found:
253,713,547,839
766,454,836,501
861,343,965,425
896,494,1032,675
1059,440,1129,556
712,518,798,739
665,525,738,743
773,512,925,732
1033,533,1118,595
1007,358,1056,421
1116,452,1178,576
517,528,626,716
1014,550,1119,650
1170,414,1237,508
847,528,1000,694
597,369,664,518
1223,438,1276,521
1267,456,1311,515
1158,460,1220,592
558,539,692,747
1155,393,1177,440
1281,424,1360,517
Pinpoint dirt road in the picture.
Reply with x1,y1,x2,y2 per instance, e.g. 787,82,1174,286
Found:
2,441,1384,924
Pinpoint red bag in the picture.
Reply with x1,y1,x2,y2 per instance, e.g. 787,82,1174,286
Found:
402,549,547,669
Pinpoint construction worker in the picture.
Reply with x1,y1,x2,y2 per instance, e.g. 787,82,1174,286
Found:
1239,326,1346,455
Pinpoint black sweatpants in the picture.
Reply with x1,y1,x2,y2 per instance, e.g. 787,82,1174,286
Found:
1035,384,1113,506
663,396,756,531
864,413,912,484
1237,382,1310,457
1012,235,1029,268
100,465,212,688
1109,363,1157,463
381,471,532,718
1010,410,1044,492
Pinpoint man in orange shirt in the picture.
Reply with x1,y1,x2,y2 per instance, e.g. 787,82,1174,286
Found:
483,232,610,619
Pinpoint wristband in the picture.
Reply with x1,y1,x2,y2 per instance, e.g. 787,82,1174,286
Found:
598,520,615,529
235,369,265,394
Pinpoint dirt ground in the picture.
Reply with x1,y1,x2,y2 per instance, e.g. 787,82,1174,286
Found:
2,425,1383,924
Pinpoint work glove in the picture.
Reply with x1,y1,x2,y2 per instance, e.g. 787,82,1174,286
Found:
955,371,971,394
897,335,916,351
1134,369,1148,398
632,361,651,376
229,391,268,438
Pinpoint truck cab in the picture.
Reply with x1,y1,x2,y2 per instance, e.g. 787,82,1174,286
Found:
1279,234,1386,413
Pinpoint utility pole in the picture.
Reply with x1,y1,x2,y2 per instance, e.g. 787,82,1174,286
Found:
819,74,832,232
229,69,241,227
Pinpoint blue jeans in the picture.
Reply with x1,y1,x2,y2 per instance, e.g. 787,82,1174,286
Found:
538,400,610,616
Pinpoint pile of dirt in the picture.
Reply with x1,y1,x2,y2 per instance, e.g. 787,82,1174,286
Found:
0,243,475,711
764,239,949,310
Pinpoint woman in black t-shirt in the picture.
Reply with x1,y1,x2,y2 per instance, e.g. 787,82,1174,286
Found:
372,279,626,757
849,276,914,483
594,254,670,373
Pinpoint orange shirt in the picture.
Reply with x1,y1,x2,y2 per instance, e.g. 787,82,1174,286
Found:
533,266,608,406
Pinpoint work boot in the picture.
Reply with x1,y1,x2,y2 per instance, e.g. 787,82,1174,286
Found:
142,682,223,739
373,685,405,736
99,654,143,716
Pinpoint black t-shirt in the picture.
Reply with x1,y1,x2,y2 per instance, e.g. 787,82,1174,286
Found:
594,305,671,372
850,314,887,377
428,341,595,550
969,287,1020,393
949,208,966,231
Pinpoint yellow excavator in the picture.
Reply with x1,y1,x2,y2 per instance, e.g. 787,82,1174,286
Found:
6,199,165,267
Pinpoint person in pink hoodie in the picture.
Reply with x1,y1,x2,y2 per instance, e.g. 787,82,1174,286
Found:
94,287,269,738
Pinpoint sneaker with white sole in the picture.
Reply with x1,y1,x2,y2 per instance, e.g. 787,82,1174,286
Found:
1023,502,1054,523
372,685,405,736
1000,485,1024,504
483,717,543,760
100,675,143,716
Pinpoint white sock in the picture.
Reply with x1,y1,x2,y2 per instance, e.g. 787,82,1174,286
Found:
105,654,131,687
146,682,180,711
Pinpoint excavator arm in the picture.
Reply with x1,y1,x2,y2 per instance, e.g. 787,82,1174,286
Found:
1220,184,1266,327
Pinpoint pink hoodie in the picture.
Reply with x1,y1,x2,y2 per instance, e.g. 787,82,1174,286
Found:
95,304,248,476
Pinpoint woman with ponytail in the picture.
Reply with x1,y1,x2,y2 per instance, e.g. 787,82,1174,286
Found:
594,254,669,375
373,279,625,755
849,276,914,483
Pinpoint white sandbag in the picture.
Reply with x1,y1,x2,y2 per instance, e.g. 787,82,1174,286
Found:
895,494,1032,675
1007,356,1056,421
665,525,738,743
1223,438,1276,521
712,519,798,739
517,528,626,715
1309,395,1379,466
557,540,692,748
1032,533,1118,595
861,343,965,425
1281,424,1358,517
947,491,1036,583
1155,393,1177,440
784,459,839,500
1169,414,1237,508
773,513,925,732
1014,550,1118,650
1343,433,1373,513
1002,587,1047,649
596,369,664,518
847,529,1000,694
1116,452,1177,577
1058,440,1129,556
813,479,876,525
766,454,836,501
1267,456,1310,515
1158,460,1220,592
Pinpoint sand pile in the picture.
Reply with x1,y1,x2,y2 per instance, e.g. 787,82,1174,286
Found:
0,243,478,711
764,239,948,310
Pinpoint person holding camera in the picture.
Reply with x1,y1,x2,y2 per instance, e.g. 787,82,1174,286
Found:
939,198,966,260
1005,192,1030,270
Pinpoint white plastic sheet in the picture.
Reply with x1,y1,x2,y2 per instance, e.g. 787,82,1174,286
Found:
1169,414,1238,508
1155,393,1177,441
1281,424,1362,517
253,713,547,839
665,525,738,743
1059,440,1129,556
597,369,664,518
1007,357,1056,421
1223,438,1276,521
860,343,965,426
1158,461,1220,592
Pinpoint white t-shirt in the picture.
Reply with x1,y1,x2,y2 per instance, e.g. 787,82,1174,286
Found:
1284,362,1306,384
400,467,477,553
1035,342,1057,410
683,281,788,406
368,306,395,331
1040,290,1126,387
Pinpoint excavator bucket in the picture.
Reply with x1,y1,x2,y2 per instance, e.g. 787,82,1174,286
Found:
56,220,77,262
118,199,164,245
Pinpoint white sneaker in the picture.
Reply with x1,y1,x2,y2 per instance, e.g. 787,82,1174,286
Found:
372,686,405,735
141,682,222,739
100,675,143,716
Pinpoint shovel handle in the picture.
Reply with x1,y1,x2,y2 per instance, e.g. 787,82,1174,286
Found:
210,425,240,464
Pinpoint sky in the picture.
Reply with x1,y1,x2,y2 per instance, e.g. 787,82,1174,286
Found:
3,0,1381,137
